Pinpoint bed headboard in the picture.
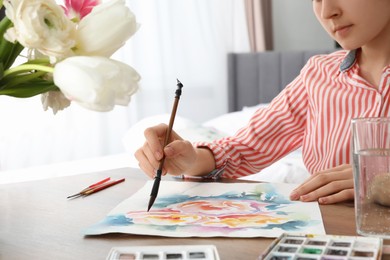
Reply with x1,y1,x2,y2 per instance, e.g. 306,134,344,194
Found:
227,49,336,112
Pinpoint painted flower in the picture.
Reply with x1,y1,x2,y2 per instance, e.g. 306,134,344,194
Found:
124,199,287,229
63,0,100,21
53,56,140,111
74,0,138,57
4,0,76,62
128,210,206,226
171,200,267,215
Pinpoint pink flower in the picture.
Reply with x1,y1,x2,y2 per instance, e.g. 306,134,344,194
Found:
64,0,101,21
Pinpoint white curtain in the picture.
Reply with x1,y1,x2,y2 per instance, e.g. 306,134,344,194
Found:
244,0,273,51
0,0,250,171
121,0,250,123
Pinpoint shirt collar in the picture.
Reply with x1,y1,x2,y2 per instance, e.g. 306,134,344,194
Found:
340,49,357,72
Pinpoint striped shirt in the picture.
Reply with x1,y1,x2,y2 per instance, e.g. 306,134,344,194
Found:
196,49,390,178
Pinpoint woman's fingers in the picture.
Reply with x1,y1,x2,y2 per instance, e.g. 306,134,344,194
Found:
290,164,354,204
134,137,168,178
317,189,355,204
299,179,354,202
143,124,168,161
135,147,155,179
135,125,195,177
292,164,351,194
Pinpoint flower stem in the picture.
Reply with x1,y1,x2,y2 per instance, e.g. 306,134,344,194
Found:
3,64,55,77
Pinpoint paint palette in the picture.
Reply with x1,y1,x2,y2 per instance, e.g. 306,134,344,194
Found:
106,245,220,260
259,233,383,260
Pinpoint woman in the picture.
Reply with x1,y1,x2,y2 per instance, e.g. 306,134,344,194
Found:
135,0,390,204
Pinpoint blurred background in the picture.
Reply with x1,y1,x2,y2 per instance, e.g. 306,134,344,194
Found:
0,0,334,171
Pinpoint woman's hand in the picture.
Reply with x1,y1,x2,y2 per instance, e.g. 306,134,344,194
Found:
289,164,355,204
134,124,199,179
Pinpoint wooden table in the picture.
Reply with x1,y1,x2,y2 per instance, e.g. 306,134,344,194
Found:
0,167,388,260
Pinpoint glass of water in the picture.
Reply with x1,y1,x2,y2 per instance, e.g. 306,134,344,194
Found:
352,117,390,238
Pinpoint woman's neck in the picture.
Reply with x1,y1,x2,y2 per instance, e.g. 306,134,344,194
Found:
360,22,390,68
358,29,390,88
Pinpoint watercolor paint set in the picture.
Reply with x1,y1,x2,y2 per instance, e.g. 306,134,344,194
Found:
259,233,383,260
106,245,220,260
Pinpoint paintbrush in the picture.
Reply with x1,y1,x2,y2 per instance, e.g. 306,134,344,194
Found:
147,79,184,211
67,177,125,199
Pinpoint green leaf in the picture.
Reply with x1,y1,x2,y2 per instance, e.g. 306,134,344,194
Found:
0,70,58,98
0,35,14,66
0,79,58,98
3,41,23,69
0,38,24,71
0,16,11,37
0,62,3,78
0,17,25,70
0,70,48,87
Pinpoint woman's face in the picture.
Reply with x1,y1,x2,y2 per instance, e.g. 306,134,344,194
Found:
312,0,390,50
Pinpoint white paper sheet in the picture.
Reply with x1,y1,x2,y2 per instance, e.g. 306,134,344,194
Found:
84,181,325,237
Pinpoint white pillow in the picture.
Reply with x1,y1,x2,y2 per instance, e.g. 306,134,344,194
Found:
239,150,309,184
242,103,269,112
202,103,269,135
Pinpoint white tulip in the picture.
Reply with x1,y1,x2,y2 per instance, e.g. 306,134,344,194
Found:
53,56,140,111
4,0,76,61
74,0,139,57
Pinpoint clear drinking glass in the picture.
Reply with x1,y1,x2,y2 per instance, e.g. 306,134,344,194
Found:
352,117,390,238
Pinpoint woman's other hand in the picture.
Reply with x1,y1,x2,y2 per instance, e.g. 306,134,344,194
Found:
289,164,354,204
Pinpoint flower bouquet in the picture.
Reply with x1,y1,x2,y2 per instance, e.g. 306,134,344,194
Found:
0,0,140,114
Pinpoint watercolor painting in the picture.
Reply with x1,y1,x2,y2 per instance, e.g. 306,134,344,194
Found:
83,181,325,237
